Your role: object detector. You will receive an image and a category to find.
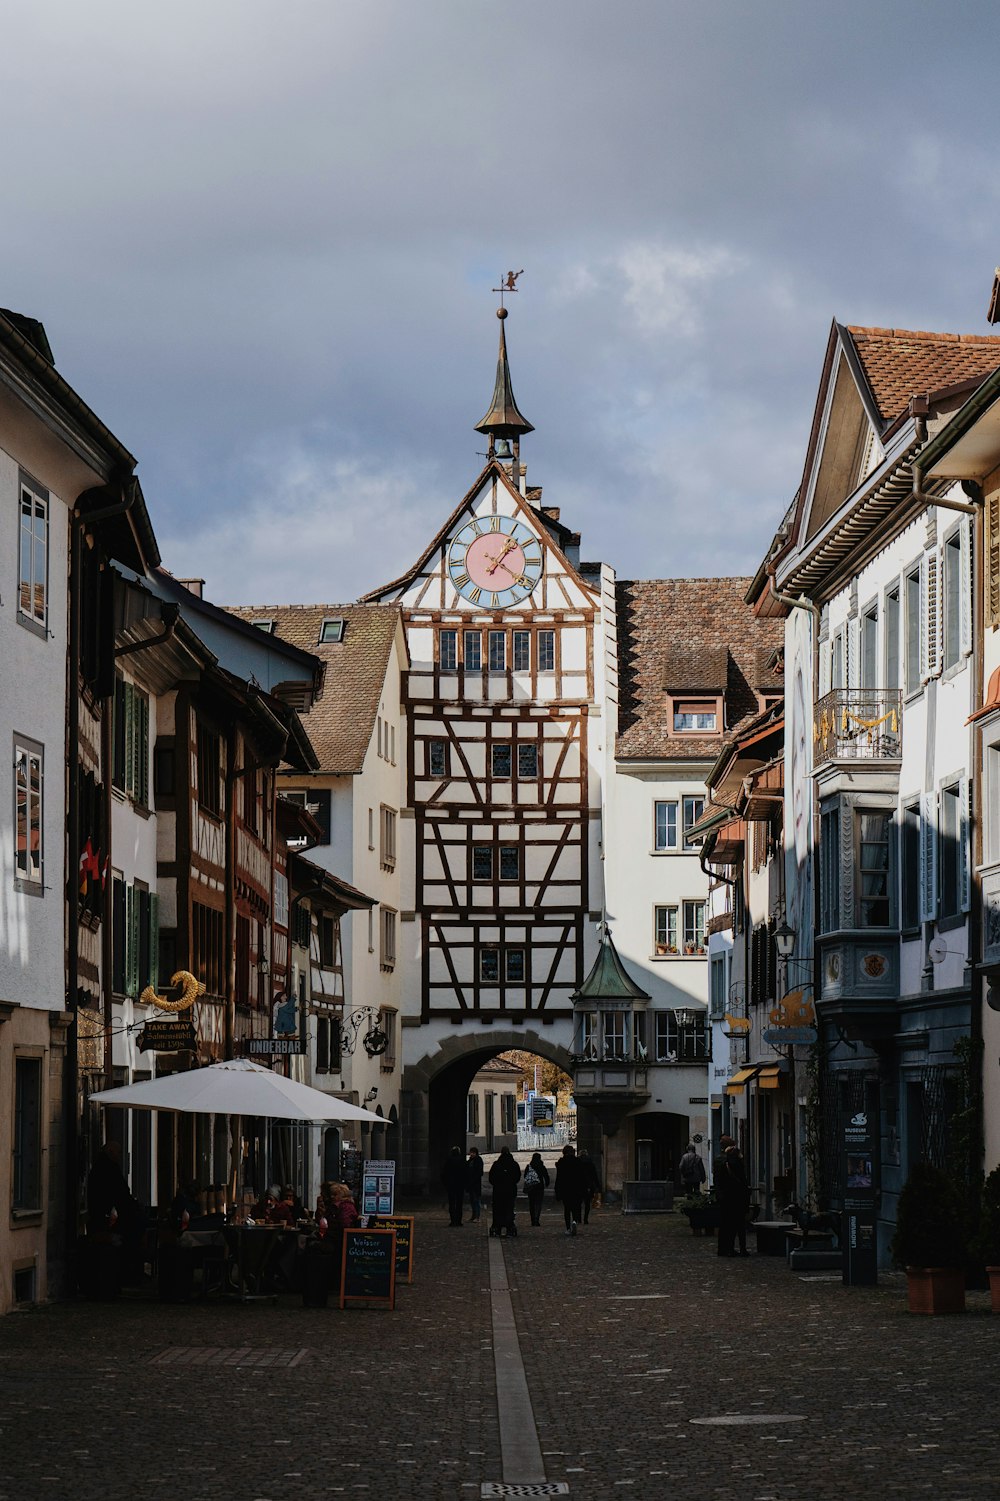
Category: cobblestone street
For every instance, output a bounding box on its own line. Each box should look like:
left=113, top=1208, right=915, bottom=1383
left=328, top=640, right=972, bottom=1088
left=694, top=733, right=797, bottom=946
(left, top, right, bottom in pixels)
left=1, top=1206, right=997, bottom=1501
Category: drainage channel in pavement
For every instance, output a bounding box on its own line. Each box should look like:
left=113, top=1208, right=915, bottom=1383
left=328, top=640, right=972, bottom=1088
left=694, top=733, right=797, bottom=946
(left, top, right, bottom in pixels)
left=481, top=1486, right=570, bottom=1497
left=149, top=1347, right=310, bottom=1367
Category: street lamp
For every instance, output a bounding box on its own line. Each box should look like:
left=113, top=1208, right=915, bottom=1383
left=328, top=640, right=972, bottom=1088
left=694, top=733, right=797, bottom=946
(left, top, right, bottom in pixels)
left=674, top=1007, right=700, bottom=1030
left=774, top=919, right=796, bottom=960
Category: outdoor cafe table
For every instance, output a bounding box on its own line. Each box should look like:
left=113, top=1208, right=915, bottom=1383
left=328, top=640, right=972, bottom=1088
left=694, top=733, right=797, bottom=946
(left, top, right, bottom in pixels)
left=222, top=1224, right=306, bottom=1300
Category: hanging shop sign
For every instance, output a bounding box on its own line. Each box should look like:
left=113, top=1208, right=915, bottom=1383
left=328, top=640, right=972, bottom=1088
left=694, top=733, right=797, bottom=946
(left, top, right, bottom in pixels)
left=244, top=1037, right=307, bottom=1056
left=140, top=970, right=204, bottom=1012
left=340, top=1227, right=397, bottom=1310
left=362, top=1159, right=396, bottom=1217
left=762, top=1025, right=818, bottom=1047
left=137, top=1018, right=197, bottom=1053
left=371, top=1214, right=414, bottom=1284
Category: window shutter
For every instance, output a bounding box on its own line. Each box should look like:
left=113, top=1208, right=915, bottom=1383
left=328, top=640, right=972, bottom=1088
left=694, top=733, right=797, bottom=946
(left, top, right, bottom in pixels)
left=138, top=695, right=149, bottom=806
left=920, top=791, right=938, bottom=923
left=846, top=619, right=858, bottom=690
left=960, top=519, right=973, bottom=658
left=149, top=893, right=159, bottom=992
left=126, top=884, right=138, bottom=995
left=819, top=638, right=831, bottom=697
left=923, top=552, right=941, bottom=679
left=959, top=777, right=970, bottom=914
left=988, top=492, right=1000, bottom=629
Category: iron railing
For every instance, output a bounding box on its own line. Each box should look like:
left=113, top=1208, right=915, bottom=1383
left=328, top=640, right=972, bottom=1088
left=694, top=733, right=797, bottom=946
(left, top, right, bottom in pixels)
left=814, top=688, right=902, bottom=767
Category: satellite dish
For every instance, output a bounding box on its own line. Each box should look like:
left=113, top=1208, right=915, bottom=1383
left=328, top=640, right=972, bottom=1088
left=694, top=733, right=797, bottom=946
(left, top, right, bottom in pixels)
left=928, top=937, right=948, bottom=965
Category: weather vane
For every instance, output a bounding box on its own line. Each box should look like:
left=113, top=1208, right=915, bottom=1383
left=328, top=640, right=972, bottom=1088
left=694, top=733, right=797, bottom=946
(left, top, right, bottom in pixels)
left=493, top=269, right=524, bottom=309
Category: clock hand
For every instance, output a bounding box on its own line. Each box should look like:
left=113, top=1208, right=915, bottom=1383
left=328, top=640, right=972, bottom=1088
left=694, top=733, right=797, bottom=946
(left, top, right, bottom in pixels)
left=484, top=538, right=518, bottom=574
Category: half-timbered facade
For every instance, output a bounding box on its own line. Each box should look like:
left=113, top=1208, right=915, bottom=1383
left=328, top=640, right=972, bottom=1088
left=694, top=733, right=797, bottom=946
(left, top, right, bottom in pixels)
left=362, top=312, right=607, bottom=1185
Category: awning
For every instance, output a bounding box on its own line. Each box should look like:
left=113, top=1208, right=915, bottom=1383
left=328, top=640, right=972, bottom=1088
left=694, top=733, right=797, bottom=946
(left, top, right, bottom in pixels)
left=755, top=1064, right=787, bottom=1090
left=725, top=1065, right=761, bottom=1095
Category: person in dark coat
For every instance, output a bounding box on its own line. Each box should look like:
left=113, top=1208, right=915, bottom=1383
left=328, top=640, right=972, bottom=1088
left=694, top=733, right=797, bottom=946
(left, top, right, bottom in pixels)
left=714, top=1136, right=751, bottom=1256
left=488, top=1147, right=521, bottom=1237
left=579, top=1150, right=601, bottom=1223
left=554, top=1144, right=586, bottom=1235
left=523, top=1152, right=550, bottom=1226
left=442, top=1146, right=466, bottom=1226
left=87, top=1140, right=144, bottom=1280
left=464, top=1146, right=485, bottom=1223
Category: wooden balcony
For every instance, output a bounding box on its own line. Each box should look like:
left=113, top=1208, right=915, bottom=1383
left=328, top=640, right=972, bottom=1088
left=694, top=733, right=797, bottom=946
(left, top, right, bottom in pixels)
left=814, top=689, right=902, bottom=768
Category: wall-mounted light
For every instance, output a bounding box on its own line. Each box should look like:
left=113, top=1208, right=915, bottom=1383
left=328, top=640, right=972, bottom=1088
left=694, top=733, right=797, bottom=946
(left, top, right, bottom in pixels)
left=364, top=1087, right=378, bottom=1105
left=774, top=920, right=796, bottom=960
left=259, top=956, right=270, bottom=977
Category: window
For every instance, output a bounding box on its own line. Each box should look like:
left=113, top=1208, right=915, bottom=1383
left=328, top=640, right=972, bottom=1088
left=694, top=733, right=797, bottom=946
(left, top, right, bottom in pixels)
left=602, top=1011, right=627, bottom=1058
left=578, top=1012, right=596, bottom=1058
left=943, top=529, right=963, bottom=670
left=901, top=801, right=920, bottom=929
left=273, top=871, right=289, bottom=929
left=537, top=630, right=555, bottom=673
left=378, top=1007, right=397, bottom=1068
left=505, top=947, right=526, bottom=983
left=683, top=900, right=706, bottom=954
left=861, top=604, right=878, bottom=688
left=283, top=787, right=332, bottom=845
left=113, top=678, right=150, bottom=806
left=517, top=744, right=538, bottom=778
left=885, top=585, right=900, bottom=691
left=380, top=907, right=397, bottom=969
left=319, top=914, right=336, bottom=968
left=819, top=806, right=840, bottom=933
left=513, top=631, right=531, bottom=671
left=377, top=717, right=383, bottom=758
left=710, top=954, right=728, bottom=1019
left=939, top=781, right=966, bottom=920
left=654, top=1011, right=674, bottom=1061
left=428, top=740, right=448, bottom=777
left=491, top=744, right=512, bottom=779
left=316, top=1015, right=341, bottom=1074
left=251, top=619, right=275, bottom=634
left=13, top=738, right=43, bottom=890
left=319, top=618, right=345, bottom=644
left=390, top=725, right=396, bottom=765
left=473, top=846, right=493, bottom=881
left=499, top=846, right=520, bottom=881
left=12, top=1057, right=42, bottom=1212
left=831, top=630, right=845, bottom=690
left=672, top=699, right=717, bottom=732
left=501, top=1094, right=517, bottom=1133
left=683, top=796, right=705, bottom=847
left=480, top=946, right=500, bottom=983
left=857, top=810, right=891, bottom=927
left=654, top=800, right=678, bottom=851
left=368, top=909, right=375, bottom=953
left=464, top=630, right=482, bottom=671
left=380, top=805, right=397, bottom=870
left=468, top=1094, right=480, bottom=1132
left=440, top=630, right=458, bottom=672
left=368, top=808, right=374, bottom=850
left=192, top=901, right=225, bottom=998
left=196, top=723, right=222, bottom=816
left=654, top=905, right=678, bottom=954
left=488, top=631, right=506, bottom=672
left=18, top=481, right=48, bottom=628
left=905, top=566, right=921, bottom=695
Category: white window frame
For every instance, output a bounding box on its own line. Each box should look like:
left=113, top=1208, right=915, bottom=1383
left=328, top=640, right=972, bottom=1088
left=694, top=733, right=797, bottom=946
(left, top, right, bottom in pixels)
left=18, top=479, right=48, bottom=632
left=653, top=904, right=678, bottom=955
left=13, top=736, right=43, bottom=893
left=653, top=800, right=678, bottom=852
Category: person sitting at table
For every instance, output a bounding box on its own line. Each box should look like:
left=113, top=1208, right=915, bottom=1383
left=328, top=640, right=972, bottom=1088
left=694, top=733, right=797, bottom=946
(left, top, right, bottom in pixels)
left=270, top=1186, right=298, bottom=1226
left=251, top=1186, right=279, bottom=1222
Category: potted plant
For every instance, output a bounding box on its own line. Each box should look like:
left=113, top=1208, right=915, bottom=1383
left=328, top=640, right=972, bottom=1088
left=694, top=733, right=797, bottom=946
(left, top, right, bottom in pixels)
left=890, top=1162, right=967, bottom=1314
left=974, top=1166, right=1000, bottom=1312
left=679, top=1192, right=719, bottom=1234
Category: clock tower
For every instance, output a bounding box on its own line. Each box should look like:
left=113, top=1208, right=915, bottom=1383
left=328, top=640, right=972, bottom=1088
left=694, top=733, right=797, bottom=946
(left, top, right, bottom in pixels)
left=362, top=303, right=607, bottom=1188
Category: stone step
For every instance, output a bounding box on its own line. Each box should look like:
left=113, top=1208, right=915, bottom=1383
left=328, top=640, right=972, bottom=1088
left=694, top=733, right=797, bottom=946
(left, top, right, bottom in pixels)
left=789, top=1247, right=843, bottom=1271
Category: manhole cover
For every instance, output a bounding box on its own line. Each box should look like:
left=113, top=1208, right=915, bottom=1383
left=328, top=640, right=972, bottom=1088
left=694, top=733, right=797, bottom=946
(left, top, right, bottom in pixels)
left=690, top=1414, right=806, bottom=1426
left=481, top=1486, right=570, bottom=1497
left=150, top=1347, right=309, bottom=1368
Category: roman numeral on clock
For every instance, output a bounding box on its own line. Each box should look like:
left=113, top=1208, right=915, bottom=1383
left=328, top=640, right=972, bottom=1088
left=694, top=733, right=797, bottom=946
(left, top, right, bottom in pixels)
left=453, top=571, right=470, bottom=590
left=468, top=586, right=482, bottom=604
left=490, top=516, right=501, bottom=532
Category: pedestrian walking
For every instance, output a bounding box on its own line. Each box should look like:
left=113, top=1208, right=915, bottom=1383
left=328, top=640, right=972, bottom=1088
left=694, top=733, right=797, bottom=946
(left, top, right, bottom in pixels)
left=442, top=1146, right=466, bottom=1227
left=579, top=1149, right=601, bottom=1223
left=464, top=1146, right=485, bottom=1223
left=714, top=1136, right=751, bottom=1257
left=488, top=1147, right=521, bottom=1237
left=679, top=1142, right=707, bottom=1195
left=523, top=1152, right=550, bottom=1226
left=554, top=1143, right=585, bottom=1236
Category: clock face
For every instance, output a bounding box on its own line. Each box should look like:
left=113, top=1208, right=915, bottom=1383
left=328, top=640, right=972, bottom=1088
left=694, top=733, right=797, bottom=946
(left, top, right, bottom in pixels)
left=447, top=516, right=542, bottom=607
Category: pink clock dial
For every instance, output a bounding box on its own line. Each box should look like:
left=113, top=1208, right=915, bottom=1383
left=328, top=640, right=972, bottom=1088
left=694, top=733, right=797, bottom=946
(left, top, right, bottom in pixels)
left=465, top=532, right=527, bottom=589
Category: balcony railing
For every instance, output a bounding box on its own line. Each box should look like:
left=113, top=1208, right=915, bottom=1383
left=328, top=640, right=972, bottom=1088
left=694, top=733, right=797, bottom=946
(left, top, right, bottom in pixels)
left=813, top=688, right=902, bottom=768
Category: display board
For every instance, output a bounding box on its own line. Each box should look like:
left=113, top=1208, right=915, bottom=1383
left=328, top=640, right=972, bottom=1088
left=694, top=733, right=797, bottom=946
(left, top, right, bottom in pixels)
left=371, top=1214, right=414, bottom=1284
left=340, top=1227, right=396, bottom=1310
left=361, top=1158, right=396, bottom=1216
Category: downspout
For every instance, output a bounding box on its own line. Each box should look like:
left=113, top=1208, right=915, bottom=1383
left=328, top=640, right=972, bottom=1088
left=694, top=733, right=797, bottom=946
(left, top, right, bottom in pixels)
left=224, top=727, right=237, bottom=1062
left=965, top=479, right=986, bottom=1179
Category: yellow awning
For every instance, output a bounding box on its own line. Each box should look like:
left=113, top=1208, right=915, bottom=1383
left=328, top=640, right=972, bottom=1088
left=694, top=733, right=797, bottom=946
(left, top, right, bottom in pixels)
left=756, top=1064, right=785, bottom=1090
left=725, top=1065, right=761, bottom=1095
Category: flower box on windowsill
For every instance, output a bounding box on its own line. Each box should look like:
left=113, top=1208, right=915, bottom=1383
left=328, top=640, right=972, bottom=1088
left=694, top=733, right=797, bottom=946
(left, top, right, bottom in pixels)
left=684, top=944, right=707, bottom=956
left=654, top=944, right=679, bottom=957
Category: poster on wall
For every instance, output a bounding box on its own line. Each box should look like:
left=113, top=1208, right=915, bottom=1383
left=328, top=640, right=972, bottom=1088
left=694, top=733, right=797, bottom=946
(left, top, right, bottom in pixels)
left=362, top=1158, right=396, bottom=1217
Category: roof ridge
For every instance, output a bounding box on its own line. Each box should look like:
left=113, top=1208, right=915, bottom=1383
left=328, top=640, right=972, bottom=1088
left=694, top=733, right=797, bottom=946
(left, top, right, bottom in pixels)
left=847, top=324, right=1000, bottom=346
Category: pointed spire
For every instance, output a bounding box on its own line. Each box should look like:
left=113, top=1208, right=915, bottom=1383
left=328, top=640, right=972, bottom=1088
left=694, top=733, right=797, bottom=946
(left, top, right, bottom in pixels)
left=572, top=923, right=651, bottom=1003
left=475, top=307, right=534, bottom=439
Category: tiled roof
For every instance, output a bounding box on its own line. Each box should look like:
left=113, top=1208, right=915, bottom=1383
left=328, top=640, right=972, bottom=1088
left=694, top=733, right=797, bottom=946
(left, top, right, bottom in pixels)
left=225, top=604, right=402, bottom=775
left=616, top=578, right=784, bottom=761
left=846, top=325, right=1000, bottom=427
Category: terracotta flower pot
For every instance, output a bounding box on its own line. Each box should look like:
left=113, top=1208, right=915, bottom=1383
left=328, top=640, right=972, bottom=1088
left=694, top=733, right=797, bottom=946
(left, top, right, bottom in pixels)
left=986, top=1266, right=1000, bottom=1313
left=905, top=1266, right=966, bottom=1315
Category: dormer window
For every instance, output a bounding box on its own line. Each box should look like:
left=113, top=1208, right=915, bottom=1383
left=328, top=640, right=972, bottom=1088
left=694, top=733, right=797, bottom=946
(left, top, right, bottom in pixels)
left=671, top=698, right=719, bottom=733
left=251, top=619, right=275, bottom=635
left=319, top=618, right=345, bottom=644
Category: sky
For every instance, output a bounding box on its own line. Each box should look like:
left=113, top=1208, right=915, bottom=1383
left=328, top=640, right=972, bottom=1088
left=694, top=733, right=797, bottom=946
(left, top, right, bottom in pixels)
left=4, top=1, right=1000, bottom=605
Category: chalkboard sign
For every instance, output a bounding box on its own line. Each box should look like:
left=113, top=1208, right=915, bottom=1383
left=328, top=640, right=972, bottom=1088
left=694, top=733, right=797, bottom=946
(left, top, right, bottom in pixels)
left=340, top=1227, right=396, bottom=1310
left=372, top=1214, right=414, bottom=1284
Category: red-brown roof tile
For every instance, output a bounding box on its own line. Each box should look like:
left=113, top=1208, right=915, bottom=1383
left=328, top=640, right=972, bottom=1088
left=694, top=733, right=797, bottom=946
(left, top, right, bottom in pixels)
left=847, top=325, right=1000, bottom=426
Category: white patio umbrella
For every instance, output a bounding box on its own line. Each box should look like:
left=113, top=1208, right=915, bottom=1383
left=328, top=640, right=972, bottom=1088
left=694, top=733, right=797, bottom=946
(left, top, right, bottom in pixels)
left=90, top=1058, right=383, bottom=1124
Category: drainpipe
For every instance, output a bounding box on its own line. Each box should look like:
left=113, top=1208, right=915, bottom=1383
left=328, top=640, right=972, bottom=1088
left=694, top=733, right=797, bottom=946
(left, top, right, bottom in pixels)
left=965, top=478, right=986, bottom=1179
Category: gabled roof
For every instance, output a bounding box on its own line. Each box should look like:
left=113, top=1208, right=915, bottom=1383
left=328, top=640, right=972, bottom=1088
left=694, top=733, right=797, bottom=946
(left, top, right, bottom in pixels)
left=615, top=578, right=784, bottom=761
left=572, top=926, right=650, bottom=1003
left=225, top=603, right=404, bottom=775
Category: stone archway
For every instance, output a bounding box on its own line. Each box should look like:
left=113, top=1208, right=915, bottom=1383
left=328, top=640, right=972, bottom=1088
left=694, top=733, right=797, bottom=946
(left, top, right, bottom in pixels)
left=400, top=1029, right=575, bottom=1193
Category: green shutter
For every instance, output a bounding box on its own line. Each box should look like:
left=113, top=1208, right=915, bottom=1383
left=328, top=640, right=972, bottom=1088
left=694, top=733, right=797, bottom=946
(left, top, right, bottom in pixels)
left=124, top=683, right=136, bottom=798
left=137, top=694, right=149, bottom=807
left=125, top=884, right=136, bottom=995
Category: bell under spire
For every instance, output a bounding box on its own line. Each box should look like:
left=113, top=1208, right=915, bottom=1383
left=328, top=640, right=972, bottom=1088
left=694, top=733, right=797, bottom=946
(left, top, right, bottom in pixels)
left=475, top=306, right=534, bottom=443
